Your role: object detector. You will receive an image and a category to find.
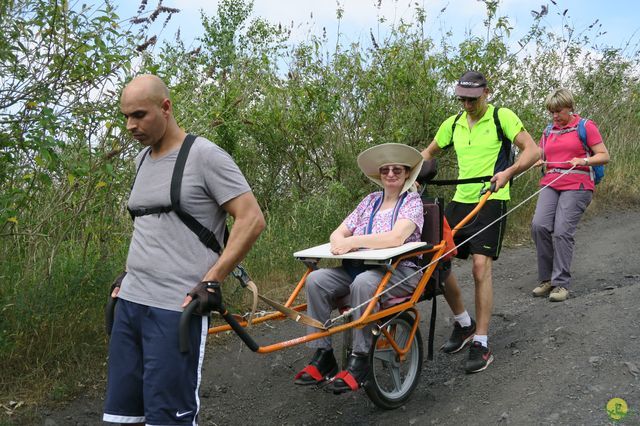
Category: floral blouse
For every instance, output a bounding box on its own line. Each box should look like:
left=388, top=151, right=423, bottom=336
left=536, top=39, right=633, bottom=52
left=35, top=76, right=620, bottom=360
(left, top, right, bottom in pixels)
left=343, top=191, right=424, bottom=268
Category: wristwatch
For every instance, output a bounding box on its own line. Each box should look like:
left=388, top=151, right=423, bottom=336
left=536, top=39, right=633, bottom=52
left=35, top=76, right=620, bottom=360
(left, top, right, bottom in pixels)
left=204, top=281, right=220, bottom=292
left=583, top=158, right=589, bottom=166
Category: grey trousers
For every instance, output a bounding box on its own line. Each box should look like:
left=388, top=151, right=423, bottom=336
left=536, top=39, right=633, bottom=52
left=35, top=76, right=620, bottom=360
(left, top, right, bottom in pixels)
left=305, top=265, right=421, bottom=354
left=531, top=187, right=592, bottom=288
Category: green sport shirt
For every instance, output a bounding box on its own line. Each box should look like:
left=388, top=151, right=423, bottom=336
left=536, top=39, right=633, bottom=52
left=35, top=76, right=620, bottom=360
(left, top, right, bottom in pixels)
left=434, top=104, right=526, bottom=203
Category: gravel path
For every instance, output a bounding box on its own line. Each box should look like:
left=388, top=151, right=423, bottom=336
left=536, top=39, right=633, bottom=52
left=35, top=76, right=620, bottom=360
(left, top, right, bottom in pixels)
left=38, top=208, right=640, bottom=425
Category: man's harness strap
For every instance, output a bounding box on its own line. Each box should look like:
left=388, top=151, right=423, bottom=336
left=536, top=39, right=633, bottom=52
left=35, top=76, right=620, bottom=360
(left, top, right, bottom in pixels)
left=126, top=135, right=260, bottom=325
left=127, top=134, right=226, bottom=254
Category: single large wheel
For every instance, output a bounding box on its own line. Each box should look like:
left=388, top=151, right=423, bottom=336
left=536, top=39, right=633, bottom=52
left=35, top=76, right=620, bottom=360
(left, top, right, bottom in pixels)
left=364, top=312, right=423, bottom=409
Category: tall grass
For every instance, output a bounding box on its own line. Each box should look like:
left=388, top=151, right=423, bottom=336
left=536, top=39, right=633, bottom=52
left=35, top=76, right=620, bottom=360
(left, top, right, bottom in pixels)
left=1, top=238, right=127, bottom=401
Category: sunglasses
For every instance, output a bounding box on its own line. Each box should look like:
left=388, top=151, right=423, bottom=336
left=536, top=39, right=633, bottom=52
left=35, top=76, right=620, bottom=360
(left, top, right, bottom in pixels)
left=456, top=96, right=480, bottom=103
left=379, top=166, right=406, bottom=176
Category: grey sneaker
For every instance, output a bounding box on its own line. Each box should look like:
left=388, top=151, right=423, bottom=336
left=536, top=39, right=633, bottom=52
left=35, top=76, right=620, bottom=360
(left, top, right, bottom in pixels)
left=532, top=281, right=553, bottom=297
left=464, top=341, right=494, bottom=374
left=549, top=286, right=569, bottom=302
left=441, top=319, right=476, bottom=353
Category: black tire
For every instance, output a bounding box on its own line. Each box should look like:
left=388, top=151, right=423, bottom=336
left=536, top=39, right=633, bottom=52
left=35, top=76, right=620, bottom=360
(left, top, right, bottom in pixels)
left=364, top=312, right=423, bottom=409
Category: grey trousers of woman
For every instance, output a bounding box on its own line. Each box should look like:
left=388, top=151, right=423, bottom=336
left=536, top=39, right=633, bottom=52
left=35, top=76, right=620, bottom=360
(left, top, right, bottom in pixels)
left=531, top=187, right=593, bottom=289
left=305, top=265, right=421, bottom=354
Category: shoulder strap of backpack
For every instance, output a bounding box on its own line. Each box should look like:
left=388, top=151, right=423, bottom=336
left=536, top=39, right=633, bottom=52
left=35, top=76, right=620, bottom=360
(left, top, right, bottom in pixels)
left=577, top=118, right=598, bottom=182
left=444, top=111, right=464, bottom=150
left=493, top=106, right=512, bottom=155
left=493, top=107, right=507, bottom=144
left=492, top=107, right=515, bottom=182
left=171, top=134, right=225, bottom=254
left=577, top=118, right=590, bottom=154
left=540, top=123, right=553, bottom=175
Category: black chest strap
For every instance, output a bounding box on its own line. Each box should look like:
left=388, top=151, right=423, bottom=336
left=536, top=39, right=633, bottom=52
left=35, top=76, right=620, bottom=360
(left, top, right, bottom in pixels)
left=128, top=134, right=225, bottom=254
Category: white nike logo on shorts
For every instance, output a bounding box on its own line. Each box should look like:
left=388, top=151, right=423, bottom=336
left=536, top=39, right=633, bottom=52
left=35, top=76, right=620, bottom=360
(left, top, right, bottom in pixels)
left=176, top=410, right=193, bottom=418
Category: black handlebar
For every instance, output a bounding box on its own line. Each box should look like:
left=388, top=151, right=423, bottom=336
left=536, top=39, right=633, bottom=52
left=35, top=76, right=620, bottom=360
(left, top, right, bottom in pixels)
left=179, top=298, right=199, bottom=353
left=218, top=307, right=260, bottom=352
left=179, top=283, right=260, bottom=353
left=105, top=296, right=117, bottom=335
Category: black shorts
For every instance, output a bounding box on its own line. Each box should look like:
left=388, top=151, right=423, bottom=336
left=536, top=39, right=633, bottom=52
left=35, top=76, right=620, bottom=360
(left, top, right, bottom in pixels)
left=445, top=200, right=507, bottom=260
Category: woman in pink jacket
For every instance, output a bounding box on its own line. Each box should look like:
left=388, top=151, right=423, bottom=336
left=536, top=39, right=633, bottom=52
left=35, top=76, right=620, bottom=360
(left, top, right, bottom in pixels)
left=531, top=88, right=610, bottom=302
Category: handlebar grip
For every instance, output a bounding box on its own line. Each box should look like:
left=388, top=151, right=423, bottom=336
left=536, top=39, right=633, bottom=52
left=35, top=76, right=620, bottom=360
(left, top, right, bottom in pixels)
left=179, top=285, right=261, bottom=353
left=179, top=300, right=199, bottom=353
left=105, top=296, right=118, bottom=336
left=480, top=181, right=497, bottom=195
left=220, top=310, right=260, bottom=352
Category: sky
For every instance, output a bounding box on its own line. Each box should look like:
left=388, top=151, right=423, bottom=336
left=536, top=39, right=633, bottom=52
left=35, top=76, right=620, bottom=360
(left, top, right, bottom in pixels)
left=105, top=0, right=640, bottom=58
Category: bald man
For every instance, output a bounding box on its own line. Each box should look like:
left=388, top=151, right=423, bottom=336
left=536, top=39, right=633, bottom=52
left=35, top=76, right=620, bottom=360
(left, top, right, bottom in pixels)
left=104, top=75, right=265, bottom=425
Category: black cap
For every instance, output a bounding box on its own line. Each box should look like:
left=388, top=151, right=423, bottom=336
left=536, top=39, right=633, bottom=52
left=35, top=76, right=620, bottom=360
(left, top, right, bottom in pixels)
left=455, top=71, right=487, bottom=97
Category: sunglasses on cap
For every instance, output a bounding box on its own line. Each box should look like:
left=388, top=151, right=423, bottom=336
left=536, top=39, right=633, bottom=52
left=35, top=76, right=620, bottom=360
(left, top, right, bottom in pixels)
left=379, top=166, right=407, bottom=176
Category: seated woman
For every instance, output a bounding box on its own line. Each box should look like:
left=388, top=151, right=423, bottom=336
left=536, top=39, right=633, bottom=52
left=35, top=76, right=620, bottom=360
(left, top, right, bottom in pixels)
left=294, top=143, right=424, bottom=393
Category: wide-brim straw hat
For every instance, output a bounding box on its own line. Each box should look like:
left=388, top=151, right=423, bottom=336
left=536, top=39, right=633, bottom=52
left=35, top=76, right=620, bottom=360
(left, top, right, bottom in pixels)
left=357, top=143, right=424, bottom=194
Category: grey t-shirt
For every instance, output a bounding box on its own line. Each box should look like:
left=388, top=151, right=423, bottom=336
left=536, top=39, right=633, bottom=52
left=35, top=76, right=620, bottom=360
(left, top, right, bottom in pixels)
left=118, top=136, right=251, bottom=312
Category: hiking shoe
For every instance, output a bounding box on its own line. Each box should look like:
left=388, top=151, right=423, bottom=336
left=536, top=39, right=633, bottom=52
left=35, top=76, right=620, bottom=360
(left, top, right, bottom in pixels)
left=441, top=319, right=476, bottom=354
left=465, top=341, right=494, bottom=374
left=294, top=348, right=338, bottom=385
left=532, top=281, right=553, bottom=297
left=549, top=286, right=569, bottom=302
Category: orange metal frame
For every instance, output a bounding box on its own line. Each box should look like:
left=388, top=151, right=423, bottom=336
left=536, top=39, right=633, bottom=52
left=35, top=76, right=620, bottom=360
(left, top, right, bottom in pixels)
left=209, top=190, right=492, bottom=357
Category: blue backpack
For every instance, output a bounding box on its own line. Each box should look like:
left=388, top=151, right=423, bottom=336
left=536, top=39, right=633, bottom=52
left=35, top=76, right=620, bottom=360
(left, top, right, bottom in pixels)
left=543, top=118, right=604, bottom=184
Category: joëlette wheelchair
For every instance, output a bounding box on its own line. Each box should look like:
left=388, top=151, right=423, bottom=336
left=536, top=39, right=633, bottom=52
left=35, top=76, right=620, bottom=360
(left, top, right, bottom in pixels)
left=179, top=159, right=495, bottom=409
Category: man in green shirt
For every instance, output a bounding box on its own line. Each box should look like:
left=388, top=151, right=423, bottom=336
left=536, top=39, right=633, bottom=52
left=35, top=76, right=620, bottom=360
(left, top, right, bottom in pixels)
left=421, top=71, right=539, bottom=373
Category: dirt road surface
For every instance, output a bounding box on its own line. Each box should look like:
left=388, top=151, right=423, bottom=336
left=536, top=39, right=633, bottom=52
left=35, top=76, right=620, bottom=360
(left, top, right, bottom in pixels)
left=38, top=208, right=640, bottom=425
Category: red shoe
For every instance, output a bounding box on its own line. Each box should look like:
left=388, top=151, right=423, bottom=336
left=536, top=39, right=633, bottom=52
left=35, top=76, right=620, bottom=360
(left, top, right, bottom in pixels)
left=294, top=348, right=338, bottom=385
left=327, top=353, right=370, bottom=394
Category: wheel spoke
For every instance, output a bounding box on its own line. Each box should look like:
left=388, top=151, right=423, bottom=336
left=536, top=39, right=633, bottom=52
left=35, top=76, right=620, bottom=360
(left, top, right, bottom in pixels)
left=390, top=365, right=403, bottom=391
left=373, top=347, right=396, bottom=363
left=395, top=327, right=408, bottom=347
